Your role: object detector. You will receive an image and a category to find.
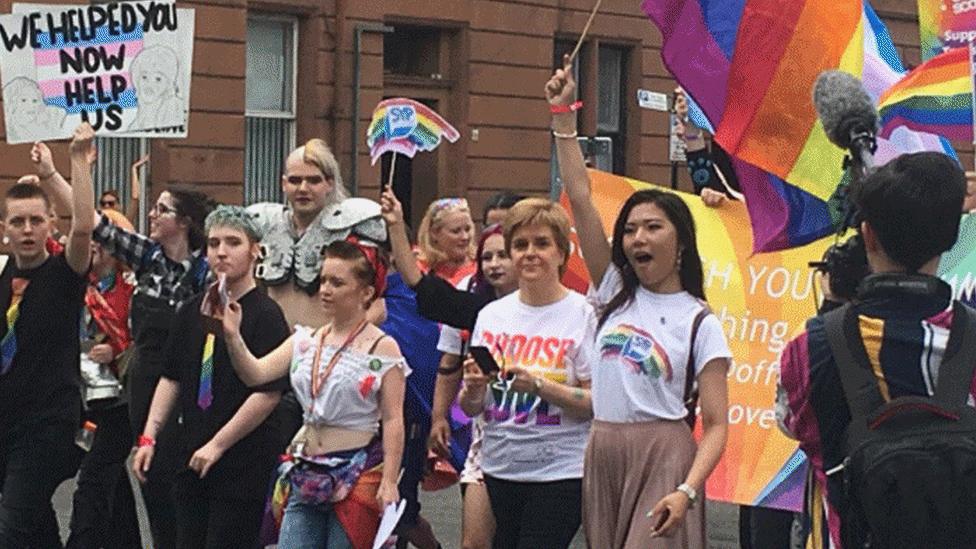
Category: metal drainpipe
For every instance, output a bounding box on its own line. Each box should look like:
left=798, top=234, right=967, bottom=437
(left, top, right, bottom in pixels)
left=351, top=23, right=393, bottom=195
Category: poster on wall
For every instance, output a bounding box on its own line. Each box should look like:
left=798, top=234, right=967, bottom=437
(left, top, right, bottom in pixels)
left=0, top=0, right=194, bottom=143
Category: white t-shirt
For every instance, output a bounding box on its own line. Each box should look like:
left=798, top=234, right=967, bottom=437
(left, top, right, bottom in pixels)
left=469, top=290, right=594, bottom=482
left=588, top=267, right=731, bottom=423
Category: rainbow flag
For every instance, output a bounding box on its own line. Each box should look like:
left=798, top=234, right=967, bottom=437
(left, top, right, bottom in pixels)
left=644, top=0, right=956, bottom=253
left=877, top=46, right=974, bottom=143
left=918, top=0, right=976, bottom=61
left=366, top=98, right=460, bottom=165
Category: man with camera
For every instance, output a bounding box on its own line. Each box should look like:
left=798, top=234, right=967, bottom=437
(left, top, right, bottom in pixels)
left=776, top=151, right=976, bottom=549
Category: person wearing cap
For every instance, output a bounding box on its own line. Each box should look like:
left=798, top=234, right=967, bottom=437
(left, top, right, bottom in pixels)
left=66, top=208, right=141, bottom=549
left=222, top=238, right=407, bottom=548
left=132, top=206, right=290, bottom=548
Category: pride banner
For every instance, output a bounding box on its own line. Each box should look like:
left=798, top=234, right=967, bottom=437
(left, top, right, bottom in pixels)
left=567, top=170, right=976, bottom=510
left=563, top=170, right=831, bottom=510
left=919, top=0, right=976, bottom=61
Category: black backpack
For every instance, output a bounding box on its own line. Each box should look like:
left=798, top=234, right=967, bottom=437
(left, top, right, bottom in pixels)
left=824, top=302, right=976, bottom=549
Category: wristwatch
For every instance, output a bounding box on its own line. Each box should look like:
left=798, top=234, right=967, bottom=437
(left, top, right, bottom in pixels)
left=676, top=483, right=697, bottom=506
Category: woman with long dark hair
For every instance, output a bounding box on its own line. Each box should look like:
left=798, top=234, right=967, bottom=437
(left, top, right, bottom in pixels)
left=549, top=56, right=731, bottom=548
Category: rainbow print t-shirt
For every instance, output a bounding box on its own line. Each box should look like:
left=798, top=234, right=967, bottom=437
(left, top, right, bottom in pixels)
left=588, top=267, right=731, bottom=423
left=469, top=290, right=594, bottom=482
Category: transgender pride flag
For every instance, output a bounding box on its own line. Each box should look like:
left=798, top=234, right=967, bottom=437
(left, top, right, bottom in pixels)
left=35, top=25, right=142, bottom=114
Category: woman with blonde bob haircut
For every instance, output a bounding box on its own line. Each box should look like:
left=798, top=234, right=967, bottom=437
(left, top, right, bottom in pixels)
left=416, top=198, right=476, bottom=284
left=459, top=197, right=596, bottom=549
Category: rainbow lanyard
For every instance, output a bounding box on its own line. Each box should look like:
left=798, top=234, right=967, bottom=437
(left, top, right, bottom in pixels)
left=0, top=278, right=30, bottom=376
left=198, top=333, right=216, bottom=410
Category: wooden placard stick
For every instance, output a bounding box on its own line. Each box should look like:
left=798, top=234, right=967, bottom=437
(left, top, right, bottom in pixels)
left=568, top=0, right=605, bottom=64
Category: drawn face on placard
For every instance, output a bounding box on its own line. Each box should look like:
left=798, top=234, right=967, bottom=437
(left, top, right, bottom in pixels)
left=4, top=78, right=44, bottom=124
left=130, top=47, right=179, bottom=104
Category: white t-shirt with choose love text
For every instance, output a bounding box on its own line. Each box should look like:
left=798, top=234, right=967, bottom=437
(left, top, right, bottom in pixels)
left=469, top=290, right=594, bottom=482
left=588, top=266, right=731, bottom=423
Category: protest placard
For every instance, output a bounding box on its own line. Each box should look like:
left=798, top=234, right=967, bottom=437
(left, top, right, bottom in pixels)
left=919, top=0, right=976, bottom=60
left=0, top=0, right=194, bottom=143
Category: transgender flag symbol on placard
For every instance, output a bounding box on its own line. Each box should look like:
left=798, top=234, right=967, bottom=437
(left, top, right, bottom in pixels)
left=35, top=25, right=143, bottom=114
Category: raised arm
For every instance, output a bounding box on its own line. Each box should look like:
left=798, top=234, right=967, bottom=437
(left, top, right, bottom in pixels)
left=547, top=54, right=611, bottom=284
left=31, top=141, right=72, bottom=217
left=221, top=300, right=293, bottom=386
left=380, top=188, right=423, bottom=287
left=65, top=125, right=97, bottom=275
left=127, top=155, right=149, bottom=223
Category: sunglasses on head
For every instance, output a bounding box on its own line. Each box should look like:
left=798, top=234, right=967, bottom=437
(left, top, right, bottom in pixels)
left=431, top=197, right=468, bottom=214
left=284, top=175, right=329, bottom=185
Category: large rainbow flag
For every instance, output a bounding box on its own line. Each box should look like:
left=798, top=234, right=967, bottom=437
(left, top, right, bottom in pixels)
left=644, top=0, right=956, bottom=253
left=878, top=46, right=973, bottom=143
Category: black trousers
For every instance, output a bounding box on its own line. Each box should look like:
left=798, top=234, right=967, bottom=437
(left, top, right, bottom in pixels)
left=66, top=404, right=142, bottom=549
left=129, top=361, right=183, bottom=549
left=484, top=475, right=582, bottom=549
left=172, top=470, right=265, bottom=549
left=0, top=416, right=79, bottom=548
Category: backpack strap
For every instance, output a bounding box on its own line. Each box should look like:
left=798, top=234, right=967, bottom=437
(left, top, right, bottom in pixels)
left=934, top=302, right=976, bottom=408
left=823, top=303, right=887, bottom=426
left=683, top=305, right=711, bottom=407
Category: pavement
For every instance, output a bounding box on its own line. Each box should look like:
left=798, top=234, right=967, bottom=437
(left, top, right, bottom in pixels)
left=52, top=471, right=741, bottom=548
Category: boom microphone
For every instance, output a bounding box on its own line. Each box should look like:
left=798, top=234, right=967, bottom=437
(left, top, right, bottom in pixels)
left=812, top=70, right=878, bottom=178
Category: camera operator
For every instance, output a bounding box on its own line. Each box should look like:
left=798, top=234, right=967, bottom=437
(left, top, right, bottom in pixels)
left=775, top=151, right=970, bottom=548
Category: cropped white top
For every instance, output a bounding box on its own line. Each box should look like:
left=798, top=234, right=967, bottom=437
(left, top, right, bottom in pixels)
left=290, top=325, right=411, bottom=432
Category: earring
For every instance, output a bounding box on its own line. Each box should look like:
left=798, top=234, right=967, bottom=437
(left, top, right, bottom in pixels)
left=2, top=236, right=9, bottom=245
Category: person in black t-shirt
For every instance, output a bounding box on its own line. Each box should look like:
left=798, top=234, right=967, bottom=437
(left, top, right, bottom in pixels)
left=0, top=124, right=96, bottom=546
left=132, top=206, right=290, bottom=548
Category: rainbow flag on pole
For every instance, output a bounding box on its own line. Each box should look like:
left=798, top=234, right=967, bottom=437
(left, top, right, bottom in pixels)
left=877, top=46, right=974, bottom=143
left=644, top=0, right=957, bottom=253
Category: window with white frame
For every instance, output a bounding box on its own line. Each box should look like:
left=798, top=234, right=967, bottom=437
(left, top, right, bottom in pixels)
left=244, top=15, right=297, bottom=204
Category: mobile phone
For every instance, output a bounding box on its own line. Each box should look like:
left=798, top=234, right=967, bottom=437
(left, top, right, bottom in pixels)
left=469, top=346, right=500, bottom=376
left=654, top=508, right=670, bottom=532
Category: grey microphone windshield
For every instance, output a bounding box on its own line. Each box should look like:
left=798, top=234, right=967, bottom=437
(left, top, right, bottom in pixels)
left=812, top=70, right=878, bottom=150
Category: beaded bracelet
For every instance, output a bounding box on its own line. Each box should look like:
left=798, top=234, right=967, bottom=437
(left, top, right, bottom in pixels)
left=137, top=435, right=156, bottom=448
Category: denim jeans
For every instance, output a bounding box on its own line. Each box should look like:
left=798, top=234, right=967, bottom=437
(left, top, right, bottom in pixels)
left=277, top=489, right=354, bottom=549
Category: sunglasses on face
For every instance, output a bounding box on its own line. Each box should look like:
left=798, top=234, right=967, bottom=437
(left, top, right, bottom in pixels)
left=100, top=200, right=117, bottom=208
left=284, top=174, right=329, bottom=186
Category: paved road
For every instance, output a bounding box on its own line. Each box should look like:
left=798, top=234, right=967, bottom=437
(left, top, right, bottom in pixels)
left=53, top=471, right=741, bottom=548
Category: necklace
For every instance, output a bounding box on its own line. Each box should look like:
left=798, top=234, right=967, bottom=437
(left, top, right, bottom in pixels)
left=310, top=319, right=368, bottom=398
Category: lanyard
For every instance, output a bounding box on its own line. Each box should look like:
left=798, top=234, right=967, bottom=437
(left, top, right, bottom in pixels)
left=310, top=319, right=368, bottom=398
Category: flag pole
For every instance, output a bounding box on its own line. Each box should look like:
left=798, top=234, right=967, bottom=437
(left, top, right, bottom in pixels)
left=568, top=0, right=604, bottom=64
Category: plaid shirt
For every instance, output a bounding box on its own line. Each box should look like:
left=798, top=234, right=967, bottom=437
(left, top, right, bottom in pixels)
left=92, top=214, right=208, bottom=308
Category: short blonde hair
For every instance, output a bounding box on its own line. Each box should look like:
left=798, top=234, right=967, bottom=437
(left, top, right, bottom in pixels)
left=417, top=198, right=476, bottom=269
left=294, top=139, right=349, bottom=203
left=503, top=198, right=572, bottom=275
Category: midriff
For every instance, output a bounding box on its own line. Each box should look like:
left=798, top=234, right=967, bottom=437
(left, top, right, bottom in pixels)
left=268, top=283, right=331, bottom=330
left=302, top=423, right=375, bottom=456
